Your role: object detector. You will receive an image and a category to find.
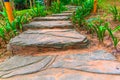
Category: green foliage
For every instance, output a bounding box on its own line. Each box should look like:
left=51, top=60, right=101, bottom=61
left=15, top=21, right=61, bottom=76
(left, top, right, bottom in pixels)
left=61, top=0, right=70, bottom=5
left=87, top=17, right=107, bottom=43
left=86, top=17, right=119, bottom=48
left=14, top=0, right=27, bottom=10
left=14, top=0, right=25, bottom=5
left=109, top=5, right=118, bottom=21
left=72, top=6, right=85, bottom=26
left=0, top=16, right=17, bottom=43
left=0, top=8, right=28, bottom=43
left=51, top=2, right=67, bottom=13
left=70, top=0, right=86, bottom=6
left=106, top=26, right=119, bottom=49
left=29, top=4, right=47, bottom=17
left=112, top=26, right=120, bottom=33
left=72, top=0, right=94, bottom=26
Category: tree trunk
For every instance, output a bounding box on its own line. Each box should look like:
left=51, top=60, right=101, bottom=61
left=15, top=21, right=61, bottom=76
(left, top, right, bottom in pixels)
left=33, top=0, right=35, bottom=7
left=46, top=0, right=52, bottom=7
left=93, top=0, right=97, bottom=14
left=0, top=0, right=4, bottom=9
left=10, top=0, right=15, bottom=10
left=30, top=0, right=32, bottom=8
left=57, top=0, right=60, bottom=4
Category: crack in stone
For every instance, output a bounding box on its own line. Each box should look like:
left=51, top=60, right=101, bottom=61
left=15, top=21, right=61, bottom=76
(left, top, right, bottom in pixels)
left=0, top=56, right=47, bottom=72
left=39, top=55, right=58, bottom=71
left=0, top=56, right=55, bottom=78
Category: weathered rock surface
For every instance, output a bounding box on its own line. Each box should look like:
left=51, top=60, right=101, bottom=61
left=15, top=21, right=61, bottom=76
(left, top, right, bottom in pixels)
left=23, top=21, right=73, bottom=30
left=0, top=50, right=120, bottom=80
left=33, top=16, right=69, bottom=21
left=50, top=50, right=120, bottom=74
left=7, top=29, right=88, bottom=54
left=52, top=13, right=72, bottom=16
left=63, top=11, right=74, bottom=13
left=0, top=56, right=47, bottom=71
left=51, top=51, right=120, bottom=75
left=2, top=68, right=120, bottom=80
left=66, top=6, right=77, bottom=10
left=0, top=56, right=56, bottom=78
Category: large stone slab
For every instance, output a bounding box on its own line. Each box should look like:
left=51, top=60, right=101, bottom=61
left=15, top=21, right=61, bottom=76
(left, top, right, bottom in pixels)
left=23, top=21, right=73, bottom=30
left=7, top=29, right=88, bottom=54
left=1, top=68, right=120, bottom=80
left=33, top=16, right=69, bottom=21
left=0, top=55, right=56, bottom=78
left=52, top=13, right=72, bottom=16
left=66, top=6, right=77, bottom=10
left=50, top=50, right=120, bottom=74
left=63, top=11, right=74, bottom=13
left=0, top=56, right=47, bottom=71
left=0, top=50, right=120, bottom=80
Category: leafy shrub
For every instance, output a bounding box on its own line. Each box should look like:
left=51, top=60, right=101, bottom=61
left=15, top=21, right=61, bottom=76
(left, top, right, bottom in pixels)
left=109, top=5, right=118, bottom=21
left=0, top=8, right=28, bottom=43
left=87, top=17, right=107, bottom=43
left=29, top=4, right=47, bottom=17
left=51, top=2, right=67, bottom=13
left=70, top=0, right=86, bottom=6
left=112, top=25, right=120, bottom=33
left=72, top=0, right=94, bottom=26
left=86, top=17, right=119, bottom=49
left=61, top=0, right=70, bottom=5
left=106, top=26, right=119, bottom=50
left=14, top=0, right=27, bottom=10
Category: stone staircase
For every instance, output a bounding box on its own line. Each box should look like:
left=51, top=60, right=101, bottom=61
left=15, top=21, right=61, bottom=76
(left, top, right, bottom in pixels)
left=7, top=6, right=88, bottom=55
left=0, top=6, right=120, bottom=80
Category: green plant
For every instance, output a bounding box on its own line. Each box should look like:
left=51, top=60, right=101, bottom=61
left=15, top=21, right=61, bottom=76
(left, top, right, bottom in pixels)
left=109, top=5, right=118, bottom=21
left=112, top=25, right=120, bottom=33
left=0, top=27, right=6, bottom=42
left=87, top=16, right=120, bottom=50
left=61, top=0, right=70, bottom=5
left=87, top=17, right=107, bottom=43
left=106, top=26, right=119, bottom=50
left=29, top=4, right=47, bottom=17
left=14, top=0, right=27, bottom=10
left=72, top=0, right=94, bottom=26
left=51, top=2, right=67, bottom=13
left=70, top=0, right=86, bottom=6
left=0, top=8, right=26, bottom=43
left=72, top=6, right=85, bottom=26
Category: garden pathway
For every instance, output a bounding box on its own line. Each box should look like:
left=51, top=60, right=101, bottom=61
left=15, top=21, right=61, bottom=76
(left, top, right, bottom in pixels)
left=0, top=6, right=120, bottom=80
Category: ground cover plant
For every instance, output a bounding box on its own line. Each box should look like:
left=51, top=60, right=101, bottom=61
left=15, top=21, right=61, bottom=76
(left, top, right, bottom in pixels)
left=109, top=5, right=119, bottom=21
left=70, top=0, right=86, bottom=6
left=29, top=4, right=47, bottom=17
left=51, top=1, right=67, bottom=13
left=72, top=0, right=94, bottom=26
left=71, top=0, right=120, bottom=54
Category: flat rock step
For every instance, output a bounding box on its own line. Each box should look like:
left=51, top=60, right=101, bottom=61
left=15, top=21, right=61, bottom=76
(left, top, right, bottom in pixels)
left=0, top=50, right=120, bottom=80
left=66, top=6, right=77, bottom=8
left=52, top=13, right=72, bottom=16
left=32, top=16, right=69, bottom=21
left=66, top=6, right=77, bottom=10
left=7, top=29, right=88, bottom=55
left=4, top=68, right=120, bottom=80
left=63, top=10, right=74, bottom=13
left=23, top=21, right=73, bottom=30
